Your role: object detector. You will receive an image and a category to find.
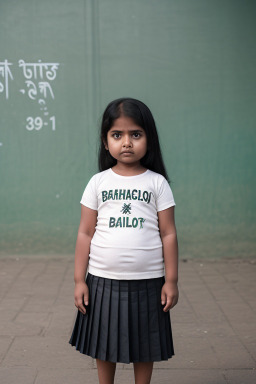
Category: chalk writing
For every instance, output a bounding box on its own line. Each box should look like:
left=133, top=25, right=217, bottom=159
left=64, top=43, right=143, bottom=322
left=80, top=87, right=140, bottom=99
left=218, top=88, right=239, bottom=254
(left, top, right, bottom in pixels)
left=0, top=59, right=59, bottom=100
left=18, top=59, right=59, bottom=100
left=21, top=80, right=55, bottom=100
left=0, top=60, right=14, bottom=99
left=0, top=59, right=60, bottom=136
left=18, top=59, right=59, bottom=80
left=26, top=116, right=55, bottom=131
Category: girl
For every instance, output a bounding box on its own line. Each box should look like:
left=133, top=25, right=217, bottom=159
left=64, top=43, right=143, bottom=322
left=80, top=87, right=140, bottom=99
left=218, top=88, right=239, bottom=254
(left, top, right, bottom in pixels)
left=69, top=97, right=179, bottom=384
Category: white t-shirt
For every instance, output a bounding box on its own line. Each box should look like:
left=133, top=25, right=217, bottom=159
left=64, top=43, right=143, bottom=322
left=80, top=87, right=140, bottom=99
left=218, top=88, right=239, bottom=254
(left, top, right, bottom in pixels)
left=80, top=168, right=176, bottom=280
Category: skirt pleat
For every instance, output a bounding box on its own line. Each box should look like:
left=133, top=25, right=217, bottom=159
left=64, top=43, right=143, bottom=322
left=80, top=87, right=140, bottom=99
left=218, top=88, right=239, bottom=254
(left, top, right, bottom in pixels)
left=96, top=277, right=111, bottom=361
left=76, top=309, right=84, bottom=350
left=157, top=279, right=168, bottom=359
left=147, top=279, right=162, bottom=360
left=89, top=276, right=104, bottom=357
left=165, top=303, right=174, bottom=357
left=85, top=274, right=98, bottom=355
left=138, top=281, right=150, bottom=361
left=129, top=288, right=140, bottom=362
left=79, top=311, right=87, bottom=354
left=107, top=279, right=119, bottom=362
left=69, top=273, right=175, bottom=364
left=118, top=281, right=130, bottom=363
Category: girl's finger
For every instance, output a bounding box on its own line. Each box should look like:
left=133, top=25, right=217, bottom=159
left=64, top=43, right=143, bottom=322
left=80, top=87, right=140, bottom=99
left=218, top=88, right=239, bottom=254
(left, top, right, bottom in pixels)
left=84, top=294, right=89, bottom=306
left=78, top=301, right=86, bottom=314
left=163, top=298, right=172, bottom=312
left=161, top=291, right=166, bottom=305
left=76, top=298, right=86, bottom=313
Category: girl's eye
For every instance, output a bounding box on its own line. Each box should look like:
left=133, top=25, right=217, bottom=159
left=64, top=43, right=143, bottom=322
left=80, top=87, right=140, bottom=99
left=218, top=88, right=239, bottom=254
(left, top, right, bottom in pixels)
left=111, top=132, right=141, bottom=139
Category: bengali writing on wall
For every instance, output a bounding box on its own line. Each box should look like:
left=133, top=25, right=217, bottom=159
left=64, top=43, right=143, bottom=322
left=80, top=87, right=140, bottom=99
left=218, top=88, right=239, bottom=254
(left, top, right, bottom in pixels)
left=0, top=59, right=60, bottom=133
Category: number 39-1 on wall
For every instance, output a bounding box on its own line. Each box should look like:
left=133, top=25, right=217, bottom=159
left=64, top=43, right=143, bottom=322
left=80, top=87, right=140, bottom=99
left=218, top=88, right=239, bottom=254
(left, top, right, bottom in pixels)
left=26, top=116, right=56, bottom=131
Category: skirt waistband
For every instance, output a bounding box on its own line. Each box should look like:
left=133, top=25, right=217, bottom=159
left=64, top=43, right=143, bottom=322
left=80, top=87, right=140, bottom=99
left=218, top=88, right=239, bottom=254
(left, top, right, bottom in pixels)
left=87, top=272, right=165, bottom=292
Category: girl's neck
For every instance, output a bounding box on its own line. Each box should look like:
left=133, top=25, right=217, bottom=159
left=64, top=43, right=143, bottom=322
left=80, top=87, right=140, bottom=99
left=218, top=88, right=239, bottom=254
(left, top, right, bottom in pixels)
left=111, top=164, right=148, bottom=177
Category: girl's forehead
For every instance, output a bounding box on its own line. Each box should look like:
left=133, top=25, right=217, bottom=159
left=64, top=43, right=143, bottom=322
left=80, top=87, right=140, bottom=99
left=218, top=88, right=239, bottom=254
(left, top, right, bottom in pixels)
left=109, top=116, right=144, bottom=131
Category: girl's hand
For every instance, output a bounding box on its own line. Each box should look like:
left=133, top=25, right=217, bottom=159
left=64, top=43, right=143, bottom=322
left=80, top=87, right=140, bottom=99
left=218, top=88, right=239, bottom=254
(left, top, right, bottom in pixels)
left=74, top=281, right=89, bottom=315
left=161, top=281, right=179, bottom=312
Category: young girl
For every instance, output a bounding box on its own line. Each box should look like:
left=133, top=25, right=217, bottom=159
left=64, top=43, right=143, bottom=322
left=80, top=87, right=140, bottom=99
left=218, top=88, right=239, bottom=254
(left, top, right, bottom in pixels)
left=69, top=97, right=179, bottom=384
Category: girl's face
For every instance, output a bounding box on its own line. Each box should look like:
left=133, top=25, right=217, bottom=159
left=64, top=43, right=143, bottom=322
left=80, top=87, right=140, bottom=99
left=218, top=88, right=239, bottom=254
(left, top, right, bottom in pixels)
left=104, top=116, right=147, bottom=167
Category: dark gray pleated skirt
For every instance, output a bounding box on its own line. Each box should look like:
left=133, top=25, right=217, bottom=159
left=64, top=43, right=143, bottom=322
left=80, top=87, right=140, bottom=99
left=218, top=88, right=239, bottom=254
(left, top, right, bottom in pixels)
left=69, top=273, right=174, bottom=364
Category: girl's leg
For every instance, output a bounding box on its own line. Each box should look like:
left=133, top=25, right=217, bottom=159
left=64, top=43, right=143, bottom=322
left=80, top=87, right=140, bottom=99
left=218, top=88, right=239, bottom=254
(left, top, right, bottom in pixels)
left=96, top=359, right=116, bottom=384
left=133, top=361, right=154, bottom=384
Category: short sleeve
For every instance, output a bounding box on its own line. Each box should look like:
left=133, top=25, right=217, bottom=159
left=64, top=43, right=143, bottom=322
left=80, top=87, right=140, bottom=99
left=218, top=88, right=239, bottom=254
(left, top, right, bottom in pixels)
left=80, top=175, right=98, bottom=210
left=156, top=177, right=176, bottom=212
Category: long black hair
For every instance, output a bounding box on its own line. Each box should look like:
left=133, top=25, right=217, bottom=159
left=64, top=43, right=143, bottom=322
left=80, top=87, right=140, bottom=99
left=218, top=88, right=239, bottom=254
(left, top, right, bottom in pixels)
left=98, top=97, right=171, bottom=183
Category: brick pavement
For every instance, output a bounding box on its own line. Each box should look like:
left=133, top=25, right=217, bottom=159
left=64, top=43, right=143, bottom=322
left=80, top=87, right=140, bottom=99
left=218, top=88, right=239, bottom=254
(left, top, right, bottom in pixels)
left=0, top=255, right=255, bottom=384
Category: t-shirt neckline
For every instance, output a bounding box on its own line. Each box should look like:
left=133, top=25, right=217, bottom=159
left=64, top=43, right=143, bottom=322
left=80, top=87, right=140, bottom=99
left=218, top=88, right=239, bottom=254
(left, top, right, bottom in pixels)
left=110, top=168, right=149, bottom=179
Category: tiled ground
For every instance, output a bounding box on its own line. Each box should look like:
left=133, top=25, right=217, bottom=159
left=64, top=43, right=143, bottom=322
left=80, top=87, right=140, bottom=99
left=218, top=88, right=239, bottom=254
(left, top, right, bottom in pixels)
left=0, top=255, right=255, bottom=383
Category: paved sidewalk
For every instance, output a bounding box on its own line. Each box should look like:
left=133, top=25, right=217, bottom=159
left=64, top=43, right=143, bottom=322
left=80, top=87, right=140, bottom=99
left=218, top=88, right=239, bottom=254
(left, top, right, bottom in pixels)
left=0, top=255, right=255, bottom=384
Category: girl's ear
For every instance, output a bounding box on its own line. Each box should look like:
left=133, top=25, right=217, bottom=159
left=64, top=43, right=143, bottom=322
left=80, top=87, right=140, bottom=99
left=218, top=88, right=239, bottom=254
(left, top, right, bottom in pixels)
left=103, top=140, right=108, bottom=151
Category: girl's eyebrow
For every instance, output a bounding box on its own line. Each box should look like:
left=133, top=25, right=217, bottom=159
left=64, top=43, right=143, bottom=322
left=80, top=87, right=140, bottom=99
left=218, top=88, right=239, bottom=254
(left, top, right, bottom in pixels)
left=110, top=129, right=144, bottom=133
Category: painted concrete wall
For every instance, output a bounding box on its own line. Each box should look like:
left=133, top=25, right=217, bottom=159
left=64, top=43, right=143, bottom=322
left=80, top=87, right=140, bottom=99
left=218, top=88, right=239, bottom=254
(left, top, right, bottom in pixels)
left=0, top=0, right=255, bottom=258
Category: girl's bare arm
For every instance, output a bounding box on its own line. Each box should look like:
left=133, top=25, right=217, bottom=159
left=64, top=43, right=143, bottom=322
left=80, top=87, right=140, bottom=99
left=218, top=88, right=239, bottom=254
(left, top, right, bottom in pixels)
left=74, top=205, right=97, bottom=313
left=158, top=206, right=179, bottom=311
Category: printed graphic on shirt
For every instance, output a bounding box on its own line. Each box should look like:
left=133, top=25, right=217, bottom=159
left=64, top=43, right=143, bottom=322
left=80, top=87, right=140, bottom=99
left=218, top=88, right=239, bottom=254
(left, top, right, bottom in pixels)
left=109, top=216, right=146, bottom=229
left=101, top=189, right=151, bottom=229
left=102, top=189, right=152, bottom=204
left=120, top=203, right=131, bottom=214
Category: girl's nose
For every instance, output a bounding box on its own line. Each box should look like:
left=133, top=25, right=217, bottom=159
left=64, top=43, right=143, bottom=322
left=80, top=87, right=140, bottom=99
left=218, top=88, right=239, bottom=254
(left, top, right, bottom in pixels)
left=122, top=135, right=132, bottom=147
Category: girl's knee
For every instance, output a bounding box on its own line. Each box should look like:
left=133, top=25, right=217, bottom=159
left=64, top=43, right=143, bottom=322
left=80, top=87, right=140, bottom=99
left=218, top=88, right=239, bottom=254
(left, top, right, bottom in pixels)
left=133, top=361, right=154, bottom=384
left=96, top=359, right=116, bottom=384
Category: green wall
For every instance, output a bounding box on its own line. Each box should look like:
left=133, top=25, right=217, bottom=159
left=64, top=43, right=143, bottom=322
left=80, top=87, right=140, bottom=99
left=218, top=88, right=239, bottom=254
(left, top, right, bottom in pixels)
left=0, top=0, right=255, bottom=258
